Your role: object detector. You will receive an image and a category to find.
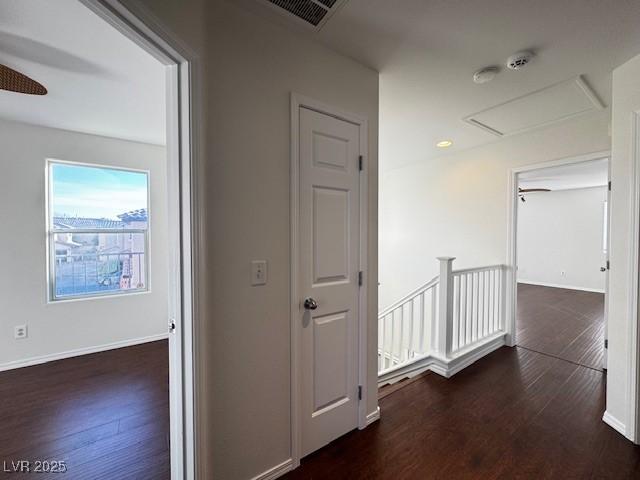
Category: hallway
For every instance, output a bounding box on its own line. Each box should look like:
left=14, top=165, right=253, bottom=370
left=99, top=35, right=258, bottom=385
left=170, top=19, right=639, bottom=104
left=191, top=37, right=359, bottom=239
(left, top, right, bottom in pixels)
left=288, top=283, right=626, bottom=479
left=285, top=345, right=637, bottom=479
left=279, top=275, right=623, bottom=479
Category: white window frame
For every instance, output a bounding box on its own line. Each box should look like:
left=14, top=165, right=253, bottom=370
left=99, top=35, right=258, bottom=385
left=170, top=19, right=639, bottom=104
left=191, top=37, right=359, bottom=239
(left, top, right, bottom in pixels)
left=46, top=159, right=151, bottom=302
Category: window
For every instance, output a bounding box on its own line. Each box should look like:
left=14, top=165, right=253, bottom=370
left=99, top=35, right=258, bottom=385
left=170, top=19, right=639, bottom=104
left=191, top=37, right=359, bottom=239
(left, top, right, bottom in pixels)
left=47, top=161, right=150, bottom=300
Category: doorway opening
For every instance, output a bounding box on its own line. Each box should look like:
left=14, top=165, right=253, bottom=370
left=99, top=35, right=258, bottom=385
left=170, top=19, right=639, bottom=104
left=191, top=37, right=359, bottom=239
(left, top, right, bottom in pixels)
left=0, top=1, right=198, bottom=478
left=510, top=154, right=610, bottom=371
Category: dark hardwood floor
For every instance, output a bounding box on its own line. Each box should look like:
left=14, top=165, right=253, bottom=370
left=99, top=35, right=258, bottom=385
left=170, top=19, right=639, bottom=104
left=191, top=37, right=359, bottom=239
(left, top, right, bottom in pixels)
left=0, top=340, right=169, bottom=479
left=285, top=285, right=635, bottom=479
left=517, top=283, right=605, bottom=370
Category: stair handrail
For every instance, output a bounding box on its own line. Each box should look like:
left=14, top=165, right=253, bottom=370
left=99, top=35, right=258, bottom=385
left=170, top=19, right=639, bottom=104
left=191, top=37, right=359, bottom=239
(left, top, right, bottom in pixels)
left=378, top=275, right=439, bottom=318
left=451, top=264, right=505, bottom=276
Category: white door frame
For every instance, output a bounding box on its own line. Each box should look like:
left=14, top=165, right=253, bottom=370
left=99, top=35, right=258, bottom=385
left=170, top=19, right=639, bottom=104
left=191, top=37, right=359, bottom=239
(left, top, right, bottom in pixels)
left=506, top=150, right=611, bottom=348
left=290, top=93, right=369, bottom=468
left=630, top=112, right=640, bottom=444
left=80, top=1, right=204, bottom=478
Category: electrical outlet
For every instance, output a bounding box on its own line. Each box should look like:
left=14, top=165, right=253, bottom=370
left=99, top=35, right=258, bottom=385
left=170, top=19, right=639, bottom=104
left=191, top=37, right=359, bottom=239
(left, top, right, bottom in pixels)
left=14, top=325, right=27, bottom=340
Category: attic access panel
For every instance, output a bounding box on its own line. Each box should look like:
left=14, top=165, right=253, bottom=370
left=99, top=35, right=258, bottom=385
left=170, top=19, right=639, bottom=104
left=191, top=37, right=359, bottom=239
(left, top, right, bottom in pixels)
left=464, top=76, right=604, bottom=137
left=261, top=0, right=347, bottom=30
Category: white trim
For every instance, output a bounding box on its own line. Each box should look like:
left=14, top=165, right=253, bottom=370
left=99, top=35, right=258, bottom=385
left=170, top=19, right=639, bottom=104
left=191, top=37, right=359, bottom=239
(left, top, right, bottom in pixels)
left=0, top=333, right=168, bottom=372
left=365, top=407, right=381, bottom=427
left=80, top=2, right=203, bottom=479
left=378, top=333, right=506, bottom=385
left=443, top=333, right=506, bottom=377
left=506, top=150, right=611, bottom=349
left=517, top=280, right=605, bottom=294
left=290, top=93, right=370, bottom=469
left=603, top=411, right=627, bottom=437
left=629, top=112, right=640, bottom=443
left=250, top=459, right=294, bottom=480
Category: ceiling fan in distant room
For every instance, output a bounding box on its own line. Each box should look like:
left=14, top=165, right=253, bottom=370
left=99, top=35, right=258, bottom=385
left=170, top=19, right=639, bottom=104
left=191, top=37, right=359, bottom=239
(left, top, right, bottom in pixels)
left=518, top=187, right=551, bottom=202
left=0, top=64, right=47, bottom=95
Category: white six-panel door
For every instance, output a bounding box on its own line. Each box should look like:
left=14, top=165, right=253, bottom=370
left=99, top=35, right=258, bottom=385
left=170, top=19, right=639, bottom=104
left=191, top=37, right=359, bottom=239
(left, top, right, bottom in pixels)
left=298, top=107, right=361, bottom=457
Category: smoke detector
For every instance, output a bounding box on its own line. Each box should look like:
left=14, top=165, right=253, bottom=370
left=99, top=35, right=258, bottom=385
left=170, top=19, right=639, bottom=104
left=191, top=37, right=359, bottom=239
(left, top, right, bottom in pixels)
left=507, top=51, right=534, bottom=70
left=473, top=66, right=500, bottom=84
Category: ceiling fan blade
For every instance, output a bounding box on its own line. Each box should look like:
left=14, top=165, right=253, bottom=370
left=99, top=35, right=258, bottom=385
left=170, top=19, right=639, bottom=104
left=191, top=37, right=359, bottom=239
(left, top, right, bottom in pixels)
left=0, top=64, right=47, bottom=95
left=518, top=188, right=551, bottom=193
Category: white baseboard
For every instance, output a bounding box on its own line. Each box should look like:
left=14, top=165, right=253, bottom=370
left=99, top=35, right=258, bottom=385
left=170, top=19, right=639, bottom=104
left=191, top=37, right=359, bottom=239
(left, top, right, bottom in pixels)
left=518, top=280, right=605, bottom=294
left=0, top=333, right=169, bottom=372
left=365, top=406, right=381, bottom=426
left=378, top=333, right=507, bottom=386
left=603, top=411, right=627, bottom=437
left=250, top=459, right=293, bottom=480
left=444, top=333, right=506, bottom=377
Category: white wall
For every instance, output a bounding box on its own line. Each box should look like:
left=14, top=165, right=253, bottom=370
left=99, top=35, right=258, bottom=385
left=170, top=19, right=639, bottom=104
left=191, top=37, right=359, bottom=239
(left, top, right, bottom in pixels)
left=604, top=51, right=640, bottom=439
left=517, top=187, right=607, bottom=292
left=379, top=112, right=610, bottom=310
left=0, top=119, right=168, bottom=367
left=121, top=1, right=379, bottom=479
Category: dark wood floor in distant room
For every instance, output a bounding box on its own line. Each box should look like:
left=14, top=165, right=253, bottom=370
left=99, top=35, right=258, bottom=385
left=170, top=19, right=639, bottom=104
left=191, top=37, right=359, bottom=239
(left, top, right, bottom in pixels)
left=0, top=340, right=169, bottom=480
left=517, top=283, right=605, bottom=370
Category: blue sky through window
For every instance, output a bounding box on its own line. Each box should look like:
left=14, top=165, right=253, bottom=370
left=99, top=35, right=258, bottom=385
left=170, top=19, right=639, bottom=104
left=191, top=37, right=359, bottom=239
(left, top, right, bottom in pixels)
left=51, top=163, right=148, bottom=220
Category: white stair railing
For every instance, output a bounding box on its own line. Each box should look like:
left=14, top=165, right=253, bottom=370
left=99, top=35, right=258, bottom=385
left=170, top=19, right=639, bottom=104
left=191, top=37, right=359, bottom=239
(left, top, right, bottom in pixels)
left=378, top=257, right=507, bottom=380
left=449, top=263, right=506, bottom=355
left=377, top=276, right=439, bottom=374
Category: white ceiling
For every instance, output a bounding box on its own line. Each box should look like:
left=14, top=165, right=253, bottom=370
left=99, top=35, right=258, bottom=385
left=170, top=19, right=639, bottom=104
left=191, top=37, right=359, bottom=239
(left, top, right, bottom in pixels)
left=284, top=0, right=640, bottom=171
left=0, top=0, right=166, bottom=145
left=519, top=158, right=609, bottom=191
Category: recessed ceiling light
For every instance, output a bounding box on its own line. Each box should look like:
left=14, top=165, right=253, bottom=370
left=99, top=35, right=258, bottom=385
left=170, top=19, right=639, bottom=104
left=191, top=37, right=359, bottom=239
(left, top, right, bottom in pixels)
left=436, top=140, right=453, bottom=148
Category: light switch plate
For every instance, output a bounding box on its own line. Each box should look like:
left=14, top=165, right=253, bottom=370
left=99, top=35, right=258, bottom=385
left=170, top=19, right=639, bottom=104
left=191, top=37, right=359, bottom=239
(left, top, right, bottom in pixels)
left=251, top=260, right=267, bottom=286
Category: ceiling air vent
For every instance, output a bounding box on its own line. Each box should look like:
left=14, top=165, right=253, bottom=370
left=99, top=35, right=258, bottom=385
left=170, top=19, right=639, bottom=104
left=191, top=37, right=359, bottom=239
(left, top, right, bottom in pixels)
left=261, top=0, right=346, bottom=30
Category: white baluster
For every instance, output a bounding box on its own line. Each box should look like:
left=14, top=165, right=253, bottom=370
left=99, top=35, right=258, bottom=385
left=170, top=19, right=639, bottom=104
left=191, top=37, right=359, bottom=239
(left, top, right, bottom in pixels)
left=398, top=306, right=404, bottom=363
left=431, top=285, right=437, bottom=352
left=419, top=292, right=425, bottom=355
left=500, top=266, right=506, bottom=331
left=452, top=275, right=459, bottom=352
left=488, top=269, right=494, bottom=335
left=480, top=271, right=485, bottom=338
left=467, top=273, right=472, bottom=343
left=460, top=273, right=467, bottom=349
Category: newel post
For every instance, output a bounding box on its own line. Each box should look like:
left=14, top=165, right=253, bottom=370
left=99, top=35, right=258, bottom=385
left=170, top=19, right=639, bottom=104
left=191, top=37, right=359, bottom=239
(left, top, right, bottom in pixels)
left=437, top=257, right=455, bottom=358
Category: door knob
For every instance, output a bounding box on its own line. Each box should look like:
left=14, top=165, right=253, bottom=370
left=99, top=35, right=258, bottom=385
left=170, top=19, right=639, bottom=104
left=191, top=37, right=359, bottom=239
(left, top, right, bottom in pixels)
left=600, top=267, right=607, bottom=272
left=304, top=297, right=318, bottom=310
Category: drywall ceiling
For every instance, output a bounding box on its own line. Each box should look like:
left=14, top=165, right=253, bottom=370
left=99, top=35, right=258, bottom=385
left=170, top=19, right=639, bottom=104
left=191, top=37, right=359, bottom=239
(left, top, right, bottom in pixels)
left=253, top=0, right=640, bottom=172
left=0, top=0, right=165, bottom=145
left=519, top=158, right=609, bottom=191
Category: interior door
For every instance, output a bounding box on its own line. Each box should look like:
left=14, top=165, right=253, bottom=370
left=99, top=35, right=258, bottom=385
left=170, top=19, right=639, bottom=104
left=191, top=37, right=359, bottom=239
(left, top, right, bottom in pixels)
left=298, top=106, right=361, bottom=457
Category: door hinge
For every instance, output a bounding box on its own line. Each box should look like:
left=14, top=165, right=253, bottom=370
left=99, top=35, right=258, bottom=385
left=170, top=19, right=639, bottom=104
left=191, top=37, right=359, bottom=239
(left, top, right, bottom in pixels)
left=608, top=180, right=612, bottom=191
left=605, top=339, right=609, bottom=349
left=606, top=260, right=610, bottom=270
left=169, top=320, right=176, bottom=333
left=358, top=385, right=363, bottom=401
left=358, top=155, right=363, bottom=171
left=358, top=271, right=363, bottom=286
